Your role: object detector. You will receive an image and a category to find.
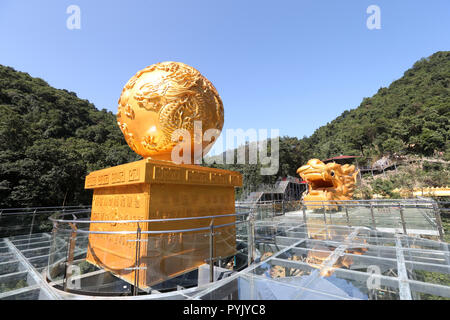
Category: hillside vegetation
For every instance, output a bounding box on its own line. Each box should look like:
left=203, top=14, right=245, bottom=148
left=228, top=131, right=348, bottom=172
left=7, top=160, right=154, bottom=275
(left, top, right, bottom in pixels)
left=0, top=66, right=140, bottom=207
left=306, top=51, right=449, bottom=161
left=0, top=51, right=448, bottom=207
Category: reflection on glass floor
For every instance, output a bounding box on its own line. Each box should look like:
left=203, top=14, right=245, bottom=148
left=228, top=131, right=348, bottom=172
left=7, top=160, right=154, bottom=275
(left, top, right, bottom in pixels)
left=197, top=219, right=450, bottom=300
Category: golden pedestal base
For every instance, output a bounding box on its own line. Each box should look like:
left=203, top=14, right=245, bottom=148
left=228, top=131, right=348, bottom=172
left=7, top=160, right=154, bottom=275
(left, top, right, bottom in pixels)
left=84, top=159, right=242, bottom=288
left=303, top=191, right=340, bottom=210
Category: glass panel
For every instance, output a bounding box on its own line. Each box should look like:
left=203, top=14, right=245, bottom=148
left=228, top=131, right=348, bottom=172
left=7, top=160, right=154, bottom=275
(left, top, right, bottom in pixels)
left=0, top=213, right=34, bottom=238
left=0, top=288, right=41, bottom=300
left=0, top=246, right=9, bottom=254
left=15, top=240, right=51, bottom=251
left=0, top=253, right=16, bottom=264
left=0, top=271, right=30, bottom=293
left=0, top=261, right=21, bottom=276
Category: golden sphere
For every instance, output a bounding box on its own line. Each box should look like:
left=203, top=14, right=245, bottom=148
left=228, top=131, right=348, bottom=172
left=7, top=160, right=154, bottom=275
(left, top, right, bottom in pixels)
left=117, top=62, right=224, bottom=161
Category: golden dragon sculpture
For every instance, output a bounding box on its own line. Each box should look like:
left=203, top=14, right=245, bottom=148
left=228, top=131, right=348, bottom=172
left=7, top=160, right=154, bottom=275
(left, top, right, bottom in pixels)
left=297, top=159, right=359, bottom=210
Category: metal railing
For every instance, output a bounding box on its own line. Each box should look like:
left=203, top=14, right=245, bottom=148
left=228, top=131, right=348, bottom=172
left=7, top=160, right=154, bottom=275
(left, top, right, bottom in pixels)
left=0, top=198, right=448, bottom=299
left=1, top=199, right=446, bottom=235
left=46, top=209, right=254, bottom=296
left=0, top=206, right=91, bottom=238
left=237, top=198, right=446, bottom=241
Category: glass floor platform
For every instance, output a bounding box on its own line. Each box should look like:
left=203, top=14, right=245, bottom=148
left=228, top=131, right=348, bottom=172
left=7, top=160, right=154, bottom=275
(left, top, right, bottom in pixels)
left=1, top=215, right=449, bottom=300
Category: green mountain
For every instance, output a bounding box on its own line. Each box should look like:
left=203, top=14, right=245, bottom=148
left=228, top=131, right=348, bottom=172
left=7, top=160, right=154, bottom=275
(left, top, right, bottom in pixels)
left=0, top=51, right=448, bottom=207
left=306, top=51, right=449, bottom=161
left=208, top=51, right=450, bottom=196
left=0, top=66, right=140, bottom=207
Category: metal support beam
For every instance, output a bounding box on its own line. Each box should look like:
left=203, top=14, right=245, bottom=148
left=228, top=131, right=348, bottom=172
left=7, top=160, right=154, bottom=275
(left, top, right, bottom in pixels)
left=209, top=220, right=215, bottom=283
left=399, top=205, right=408, bottom=235
left=395, top=236, right=412, bottom=300
left=302, top=205, right=307, bottom=224
left=432, top=203, right=445, bottom=241
left=370, top=203, right=376, bottom=230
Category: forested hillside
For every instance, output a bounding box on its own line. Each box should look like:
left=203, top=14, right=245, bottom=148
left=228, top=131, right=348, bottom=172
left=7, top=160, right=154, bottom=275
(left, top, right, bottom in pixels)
left=0, top=66, right=140, bottom=207
left=306, top=51, right=449, bottom=161
left=208, top=51, right=450, bottom=196
left=0, top=51, right=448, bottom=207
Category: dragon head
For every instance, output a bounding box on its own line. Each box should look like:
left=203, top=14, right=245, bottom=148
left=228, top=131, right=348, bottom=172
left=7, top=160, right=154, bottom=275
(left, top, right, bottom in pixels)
left=296, top=159, right=341, bottom=188
left=297, top=159, right=358, bottom=201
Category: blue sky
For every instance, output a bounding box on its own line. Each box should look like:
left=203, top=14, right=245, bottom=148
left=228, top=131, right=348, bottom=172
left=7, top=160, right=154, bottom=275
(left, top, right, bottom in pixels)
left=0, top=0, right=448, bottom=143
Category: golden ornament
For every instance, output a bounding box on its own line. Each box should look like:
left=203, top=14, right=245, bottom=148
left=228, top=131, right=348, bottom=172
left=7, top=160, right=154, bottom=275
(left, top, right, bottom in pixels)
left=117, top=61, right=224, bottom=161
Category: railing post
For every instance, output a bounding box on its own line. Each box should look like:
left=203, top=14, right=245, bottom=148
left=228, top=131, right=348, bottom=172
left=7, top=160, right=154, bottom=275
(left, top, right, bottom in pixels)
left=345, top=206, right=350, bottom=227
left=272, top=201, right=275, bottom=218
left=29, top=209, right=37, bottom=238
left=0, top=209, right=3, bottom=238
left=370, top=203, right=376, bottom=230
left=302, top=202, right=307, bottom=224
left=399, top=204, right=408, bottom=236
left=133, top=223, right=142, bottom=295
left=209, top=219, right=215, bottom=283
left=432, top=203, right=445, bottom=241
left=63, top=223, right=77, bottom=292
left=247, top=215, right=254, bottom=267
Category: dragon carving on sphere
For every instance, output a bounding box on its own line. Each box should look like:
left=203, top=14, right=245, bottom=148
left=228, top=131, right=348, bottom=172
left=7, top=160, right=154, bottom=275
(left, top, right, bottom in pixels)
left=297, top=159, right=359, bottom=209
left=116, top=61, right=224, bottom=160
